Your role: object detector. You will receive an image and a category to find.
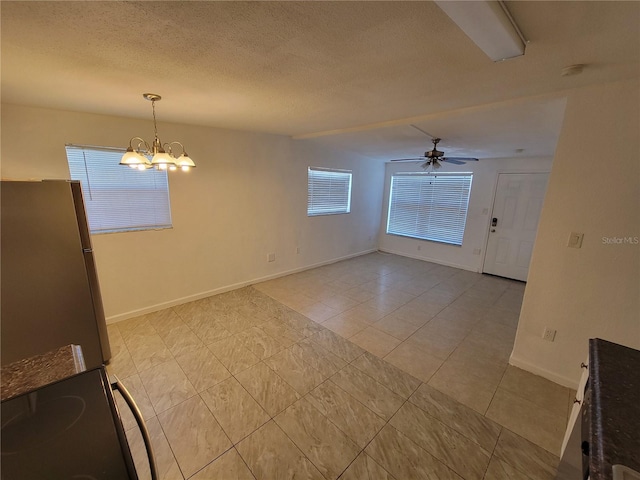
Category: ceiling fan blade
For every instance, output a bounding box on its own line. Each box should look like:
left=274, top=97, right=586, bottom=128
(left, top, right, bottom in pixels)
left=390, top=157, right=426, bottom=162
left=441, top=157, right=479, bottom=165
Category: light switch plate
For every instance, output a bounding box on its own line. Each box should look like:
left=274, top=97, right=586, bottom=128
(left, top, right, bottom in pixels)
left=568, top=232, right=584, bottom=248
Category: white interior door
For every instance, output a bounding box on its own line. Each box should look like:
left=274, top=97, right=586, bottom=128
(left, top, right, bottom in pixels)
left=483, top=173, right=549, bottom=282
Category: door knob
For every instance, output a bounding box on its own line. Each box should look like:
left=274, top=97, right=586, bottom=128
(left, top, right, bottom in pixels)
left=491, top=217, right=498, bottom=227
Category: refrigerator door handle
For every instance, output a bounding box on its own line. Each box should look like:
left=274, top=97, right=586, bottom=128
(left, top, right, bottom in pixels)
left=70, top=181, right=94, bottom=250
left=112, top=378, right=158, bottom=480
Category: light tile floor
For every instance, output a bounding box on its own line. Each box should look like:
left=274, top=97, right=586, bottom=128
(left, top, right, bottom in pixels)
left=108, top=252, right=573, bottom=480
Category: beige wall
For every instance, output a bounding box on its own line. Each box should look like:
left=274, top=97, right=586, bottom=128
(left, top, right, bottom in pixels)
left=1, top=104, right=384, bottom=322
left=378, top=155, right=554, bottom=271
left=511, top=79, right=640, bottom=388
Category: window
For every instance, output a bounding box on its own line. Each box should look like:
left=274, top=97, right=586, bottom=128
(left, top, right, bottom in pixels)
left=65, top=145, right=172, bottom=234
left=307, top=167, right=352, bottom=216
left=387, top=173, right=472, bottom=246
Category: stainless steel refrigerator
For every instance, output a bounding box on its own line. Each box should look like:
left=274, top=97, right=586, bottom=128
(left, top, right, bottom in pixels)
left=1, top=180, right=111, bottom=369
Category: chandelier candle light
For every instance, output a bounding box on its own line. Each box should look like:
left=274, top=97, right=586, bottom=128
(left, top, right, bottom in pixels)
left=120, top=93, right=196, bottom=172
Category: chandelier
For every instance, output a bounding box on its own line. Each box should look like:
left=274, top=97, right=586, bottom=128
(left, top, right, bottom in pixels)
left=119, top=93, right=196, bottom=171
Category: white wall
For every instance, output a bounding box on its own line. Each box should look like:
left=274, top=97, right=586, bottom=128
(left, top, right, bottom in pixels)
left=511, top=79, right=640, bottom=388
left=378, top=156, right=554, bottom=272
left=1, top=104, right=384, bottom=322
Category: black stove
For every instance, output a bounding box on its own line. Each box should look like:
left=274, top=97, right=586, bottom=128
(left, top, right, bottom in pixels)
left=1, top=367, right=137, bottom=479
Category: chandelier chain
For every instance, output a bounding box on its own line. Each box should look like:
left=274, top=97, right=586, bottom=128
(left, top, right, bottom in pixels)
left=151, top=99, right=159, bottom=140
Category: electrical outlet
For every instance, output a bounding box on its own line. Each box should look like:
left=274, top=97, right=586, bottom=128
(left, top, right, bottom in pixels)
left=267, top=253, right=276, bottom=262
left=296, top=247, right=300, bottom=254
left=543, top=327, right=557, bottom=342
left=417, top=245, right=421, bottom=251
left=568, top=232, right=584, bottom=249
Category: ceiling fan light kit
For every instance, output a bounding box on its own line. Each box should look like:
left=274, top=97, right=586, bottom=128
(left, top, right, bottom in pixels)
left=422, top=159, right=442, bottom=173
left=435, top=0, right=526, bottom=62
left=120, top=93, right=196, bottom=172
left=426, top=148, right=442, bottom=159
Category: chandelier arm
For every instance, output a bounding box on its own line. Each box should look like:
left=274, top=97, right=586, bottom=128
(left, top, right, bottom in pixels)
left=128, top=136, right=151, bottom=153
left=164, top=141, right=186, bottom=157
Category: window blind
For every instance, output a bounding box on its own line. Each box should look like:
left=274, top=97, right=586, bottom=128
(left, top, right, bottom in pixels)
left=65, top=145, right=172, bottom=234
left=307, top=167, right=352, bottom=216
left=387, top=173, right=472, bottom=246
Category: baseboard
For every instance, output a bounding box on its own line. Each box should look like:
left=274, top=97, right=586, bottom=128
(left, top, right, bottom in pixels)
left=106, top=248, right=377, bottom=324
left=377, top=248, right=478, bottom=273
left=509, top=354, right=579, bottom=390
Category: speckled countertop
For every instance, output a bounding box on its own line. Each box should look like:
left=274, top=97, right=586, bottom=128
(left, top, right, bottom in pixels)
left=1, top=344, right=86, bottom=402
left=589, top=338, right=640, bottom=480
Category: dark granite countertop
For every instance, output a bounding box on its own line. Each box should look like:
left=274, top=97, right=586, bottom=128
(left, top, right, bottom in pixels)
left=1, top=344, right=86, bottom=402
left=589, top=338, right=640, bottom=480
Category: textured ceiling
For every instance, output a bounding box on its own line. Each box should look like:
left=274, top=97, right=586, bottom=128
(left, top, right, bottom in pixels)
left=1, top=1, right=638, bottom=159
left=302, top=96, right=568, bottom=160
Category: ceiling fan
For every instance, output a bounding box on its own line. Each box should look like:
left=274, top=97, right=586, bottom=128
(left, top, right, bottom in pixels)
left=390, top=133, right=479, bottom=170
